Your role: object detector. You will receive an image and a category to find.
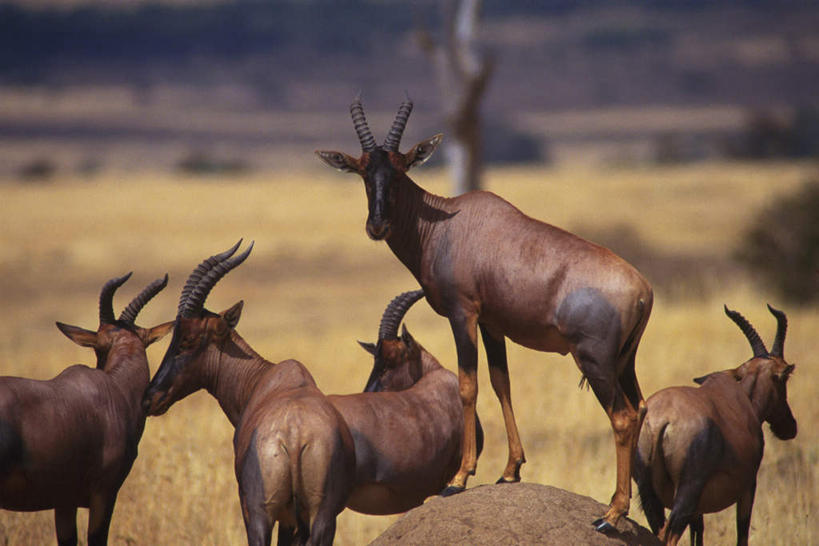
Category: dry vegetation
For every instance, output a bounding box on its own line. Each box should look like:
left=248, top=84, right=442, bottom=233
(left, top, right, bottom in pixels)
left=0, top=161, right=816, bottom=544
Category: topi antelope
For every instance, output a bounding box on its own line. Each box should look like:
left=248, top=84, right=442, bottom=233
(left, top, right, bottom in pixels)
left=634, top=305, right=797, bottom=546
left=0, top=273, right=173, bottom=546
left=316, top=96, right=653, bottom=531
left=142, top=241, right=356, bottom=546
left=327, top=289, right=483, bottom=515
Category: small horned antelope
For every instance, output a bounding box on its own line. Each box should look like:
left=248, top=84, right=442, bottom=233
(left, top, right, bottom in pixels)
left=634, top=305, right=797, bottom=546
left=0, top=272, right=173, bottom=546
left=142, top=241, right=356, bottom=546
left=317, top=96, right=653, bottom=531
left=327, top=289, right=483, bottom=515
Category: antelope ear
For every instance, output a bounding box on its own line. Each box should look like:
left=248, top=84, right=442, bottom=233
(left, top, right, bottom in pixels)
left=221, top=301, right=244, bottom=329
left=315, top=150, right=359, bottom=173
left=777, top=363, right=795, bottom=380
left=144, top=320, right=175, bottom=347
left=406, top=134, right=443, bottom=170
left=693, top=373, right=715, bottom=385
left=358, top=341, right=377, bottom=356
left=55, top=322, right=98, bottom=348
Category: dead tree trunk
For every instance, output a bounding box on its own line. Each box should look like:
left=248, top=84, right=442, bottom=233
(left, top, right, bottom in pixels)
left=418, top=0, right=493, bottom=195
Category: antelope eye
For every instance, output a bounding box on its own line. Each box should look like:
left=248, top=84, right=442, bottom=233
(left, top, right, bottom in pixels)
left=334, top=153, right=343, bottom=161
left=417, top=146, right=425, bottom=154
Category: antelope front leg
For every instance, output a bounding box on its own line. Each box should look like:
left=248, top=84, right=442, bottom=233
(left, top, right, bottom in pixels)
left=598, top=393, right=641, bottom=532
left=87, top=494, right=117, bottom=546
left=442, top=313, right=480, bottom=496
left=480, top=324, right=525, bottom=483
left=54, top=506, right=78, bottom=546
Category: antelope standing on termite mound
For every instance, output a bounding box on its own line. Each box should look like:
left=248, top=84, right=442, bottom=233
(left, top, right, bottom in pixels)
left=142, top=241, right=356, bottom=546
left=327, top=289, right=483, bottom=514
left=634, top=305, right=797, bottom=546
left=0, top=273, right=173, bottom=546
left=316, top=96, right=653, bottom=531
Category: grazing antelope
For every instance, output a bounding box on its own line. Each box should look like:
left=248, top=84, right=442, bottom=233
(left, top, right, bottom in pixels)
left=0, top=272, right=172, bottom=546
left=142, top=241, right=356, bottom=546
left=327, top=289, right=483, bottom=515
left=634, top=305, right=797, bottom=546
left=316, top=96, right=653, bottom=531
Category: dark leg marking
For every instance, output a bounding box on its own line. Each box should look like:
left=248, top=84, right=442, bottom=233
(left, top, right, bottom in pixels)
left=239, top=432, right=273, bottom=546
left=689, top=513, right=704, bottom=546
left=55, top=506, right=78, bottom=546
left=666, top=420, right=725, bottom=541
left=633, top=448, right=666, bottom=535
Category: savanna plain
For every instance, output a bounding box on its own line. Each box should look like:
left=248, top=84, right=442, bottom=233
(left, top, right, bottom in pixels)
left=0, top=161, right=816, bottom=545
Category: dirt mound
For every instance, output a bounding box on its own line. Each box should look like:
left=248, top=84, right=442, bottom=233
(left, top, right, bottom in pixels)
left=369, top=482, right=660, bottom=545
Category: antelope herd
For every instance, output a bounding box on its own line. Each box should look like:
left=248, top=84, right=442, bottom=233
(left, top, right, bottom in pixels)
left=0, top=97, right=801, bottom=546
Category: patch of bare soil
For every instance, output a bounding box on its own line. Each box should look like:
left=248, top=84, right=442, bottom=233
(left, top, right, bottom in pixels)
left=370, top=482, right=660, bottom=546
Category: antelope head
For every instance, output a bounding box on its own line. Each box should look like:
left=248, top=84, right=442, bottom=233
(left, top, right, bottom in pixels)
left=315, top=95, right=442, bottom=240
left=56, top=272, right=173, bottom=370
left=696, top=304, right=797, bottom=440
left=358, top=290, right=426, bottom=392
left=143, top=240, right=253, bottom=415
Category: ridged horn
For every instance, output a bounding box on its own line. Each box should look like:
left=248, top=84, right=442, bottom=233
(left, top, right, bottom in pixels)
left=119, top=274, right=169, bottom=324
left=180, top=241, right=254, bottom=318
left=378, top=290, right=424, bottom=340
left=350, top=94, right=377, bottom=152
left=382, top=94, right=413, bottom=152
left=724, top=305, right=768, bottom=358
left=99, top=272, right=133, bottom=324
left=178, top=240, right=242, bottom=316
left=767, top=304, right=788, bottom=358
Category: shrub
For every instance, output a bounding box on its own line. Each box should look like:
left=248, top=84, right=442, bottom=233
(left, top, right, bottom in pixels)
left=735, top=179, right=819, bottom=304
left=18, top=158, right=56, bottom=182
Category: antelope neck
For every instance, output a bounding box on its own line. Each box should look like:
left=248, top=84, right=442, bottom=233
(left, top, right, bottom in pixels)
left=206, top=330, right=271, bottom=427
left=105, top=336, right=150, bottom=403
left=385, top=176, right=451, bottom=279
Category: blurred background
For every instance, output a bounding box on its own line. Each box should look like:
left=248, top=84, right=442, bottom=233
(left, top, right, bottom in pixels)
left=0, top=1, right=817, bottom=544
left=1, top=0, right=818, bottom=172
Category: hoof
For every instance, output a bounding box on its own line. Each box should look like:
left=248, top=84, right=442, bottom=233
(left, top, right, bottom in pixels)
left=495, top=476, right=520, bottom=484
left=440, top=485, right=465, bottom=497
left=592, top=518, right=616, bottom=534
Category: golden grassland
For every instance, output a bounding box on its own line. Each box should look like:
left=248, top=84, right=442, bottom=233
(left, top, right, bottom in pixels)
left=0, top=161, right=817, bottom=544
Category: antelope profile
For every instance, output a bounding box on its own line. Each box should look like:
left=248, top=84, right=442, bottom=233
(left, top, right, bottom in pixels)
left=142, top=241, right=356, bottom=546
left=316, top=96, right=653, bottom=531
left=634, top=305, right=797, bottom=546
left=327, top=289, right=483, bottom=514
left=0, top=273, right=172, bottom=546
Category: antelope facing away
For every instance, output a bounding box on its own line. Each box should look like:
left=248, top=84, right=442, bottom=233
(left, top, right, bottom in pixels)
left=634, top=305, right=797, bottom=546
left=327, top=289, right=483, bottom=515
left=142, top=241, right=356, bottom=546
left=316, top=96, right=653, bottom=531
left=0, top=273, right=172, bottom=546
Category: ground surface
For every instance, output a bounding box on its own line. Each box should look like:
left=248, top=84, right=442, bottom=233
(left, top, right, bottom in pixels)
left=371, top=483, right=661, bottom=546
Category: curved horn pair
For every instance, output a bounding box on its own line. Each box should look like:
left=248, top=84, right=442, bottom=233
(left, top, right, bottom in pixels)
left=378, top=290, right=425, bottom=340
left=724, top=304, right=788, bottom=358
left=179, top=240, right=254, bottom=318
left=350, top=94, right=414, bottom=153
left=99, top=272, right=168, bottom=325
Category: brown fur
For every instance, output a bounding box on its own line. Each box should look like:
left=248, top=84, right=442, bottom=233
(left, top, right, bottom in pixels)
left=318, top=106, right=653, bottom=529
left=635, top=307, right=796, bottom=546
left=328, top=325, right=466, bottom=515
left=0, top=276, right=172, bottom=546
left=144, top=303, right=356, bottom=546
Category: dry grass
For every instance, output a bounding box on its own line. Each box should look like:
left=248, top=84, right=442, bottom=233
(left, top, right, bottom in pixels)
left=0, top=161, right=816, bottom=544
